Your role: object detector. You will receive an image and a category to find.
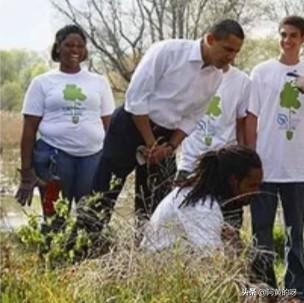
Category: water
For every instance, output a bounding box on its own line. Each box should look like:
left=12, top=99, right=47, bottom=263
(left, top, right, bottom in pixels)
left=0, top=189, right=41, bottom=230
left=0, top=173, right=134, bottom=231
left=0, top=211, right=28, bottom=230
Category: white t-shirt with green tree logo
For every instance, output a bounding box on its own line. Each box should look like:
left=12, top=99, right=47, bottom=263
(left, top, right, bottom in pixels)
left=248, top=59, right=304, bottom=182
left=22, top=69, right=115, bottom=156
left=179, top=66, right=250, bottom=172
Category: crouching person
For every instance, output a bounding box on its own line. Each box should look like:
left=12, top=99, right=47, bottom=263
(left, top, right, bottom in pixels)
left=141, top=145, right=263, bottom=254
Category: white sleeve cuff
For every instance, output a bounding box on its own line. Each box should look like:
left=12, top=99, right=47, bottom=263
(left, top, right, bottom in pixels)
left=124, top=101, right=149, bottom=115
left=247, top=106, right=259, bottom=117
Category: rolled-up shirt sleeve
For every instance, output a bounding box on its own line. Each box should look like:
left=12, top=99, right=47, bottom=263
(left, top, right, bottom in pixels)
left=125, top=42, right=168, bottom=115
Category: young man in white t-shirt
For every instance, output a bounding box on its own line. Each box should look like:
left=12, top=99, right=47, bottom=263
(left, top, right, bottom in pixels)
left=177, top=64, right=251, bottom=233
left=246, top=15, right=304, bottom=301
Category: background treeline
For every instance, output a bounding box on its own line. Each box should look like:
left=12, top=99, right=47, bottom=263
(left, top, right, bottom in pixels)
left=1, top=0, right=303, bottom=111
left=0, top=38, right=280, bottom=112
left=0, top=50, right=49, bottom=111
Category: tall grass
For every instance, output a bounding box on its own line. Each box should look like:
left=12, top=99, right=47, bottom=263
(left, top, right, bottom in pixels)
left=0, top=114, right=288, bottom=302
left=0, top=205, right=288, bottom=303
left=0, top=111, right=22, bottom=150
left=0, top=111, right=21, bottom=190
left=0, top=230, right=256, bottom=303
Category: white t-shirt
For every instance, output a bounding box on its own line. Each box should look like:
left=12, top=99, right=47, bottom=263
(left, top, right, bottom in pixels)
left=141, top=187, right=224, bottom=254
left=22, top=69, right=115, bottom=156
left=248, top=59, right=304, bottom=182
left=125, top=39, right=223, bottom=135
left=178, top=66, right=250, bottom=172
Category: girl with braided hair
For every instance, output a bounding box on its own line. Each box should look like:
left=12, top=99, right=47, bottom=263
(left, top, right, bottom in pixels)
left=141, top=145, right=263, bottom=253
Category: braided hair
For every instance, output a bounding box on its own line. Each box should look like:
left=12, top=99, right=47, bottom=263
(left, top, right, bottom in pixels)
left=179, top=145, right=262, bottom=208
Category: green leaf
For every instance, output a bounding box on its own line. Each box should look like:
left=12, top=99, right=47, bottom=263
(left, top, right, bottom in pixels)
left=63, top=84, right=86, bottom=102
left=206, top=96, right=222, bottom=117
left=280, top=82, right=301, bottom=110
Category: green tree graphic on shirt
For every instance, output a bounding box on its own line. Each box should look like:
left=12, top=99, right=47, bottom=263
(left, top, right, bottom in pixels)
left=204, top=96, right=222, bottom=146
left=63, top=84, right=87, bottom=123
left=280, top=81, right=301, bottom=140
left=63, top=84, right=86, bottom=102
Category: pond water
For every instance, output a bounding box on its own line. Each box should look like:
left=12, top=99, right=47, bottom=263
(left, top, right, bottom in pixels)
left=0, top=192, right=41, bottom=230
left=0, top=190, right=133, bottom=231
left=0, top=153, right=134, bottom=231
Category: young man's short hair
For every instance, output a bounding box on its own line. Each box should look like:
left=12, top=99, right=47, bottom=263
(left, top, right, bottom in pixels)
left=279, top=15, right=304, bottom=35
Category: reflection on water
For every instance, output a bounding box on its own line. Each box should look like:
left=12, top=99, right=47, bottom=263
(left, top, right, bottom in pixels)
left=0, top=191, right=41, bottom=231
left=0, top=211, right=28, bottom=230
left=0, top=176, right=134, bottom=231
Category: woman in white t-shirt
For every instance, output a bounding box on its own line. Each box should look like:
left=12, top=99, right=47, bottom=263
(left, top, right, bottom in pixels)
left=141, top=145, right=263, bottom=254
left=15, top=25, right=115, bottom=223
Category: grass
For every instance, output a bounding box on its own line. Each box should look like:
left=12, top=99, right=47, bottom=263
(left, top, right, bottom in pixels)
left=0, top=225, right=269, bottom=303
left=0, top=111, right=21, bottom=195
left=0, top=111, right=22, bottom=150
left=0, top=193, right=288, bottom=303
left=1, top=231, right=75, bottom=303
left=0, top=110, right=289, bottom=302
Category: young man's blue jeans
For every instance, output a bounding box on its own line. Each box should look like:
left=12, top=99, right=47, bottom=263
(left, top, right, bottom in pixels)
left=250, top=182, right=304, bottom=299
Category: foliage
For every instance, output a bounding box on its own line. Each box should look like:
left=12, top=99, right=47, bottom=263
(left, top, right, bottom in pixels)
left=0, top=231, right=74, bottom=303
left=265, top=0, right=304, bottom=20
left=235, top=37, right=279, bottom=73
left=0, top=50, right=48, bottom=111
left=0, top=181, right=288, bottom=303
left=15, top=197, right=92, bottom=269
left=273, top=224, right=285, bottom=261
left=0, top=215, right=288, bottom=303
left=0, top=81, right=23, bottom=111
left=50, top=0, right=277, bottom=93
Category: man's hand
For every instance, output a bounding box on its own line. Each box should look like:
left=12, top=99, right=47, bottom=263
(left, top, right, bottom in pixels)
left=15, top=168, right=45, bottom=206
left=148, top=143, right=174, bottom=165
left=136, top=142, right=175, bottom=166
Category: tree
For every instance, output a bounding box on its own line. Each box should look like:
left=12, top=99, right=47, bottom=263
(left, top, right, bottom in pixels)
left=0, top=81, right=23, bottom=111
left=0, top=50, right=48, bottom=111
left=20, top=62, right=48, bottom=91
left=265, top=0, right=304, bottom=20
left=50, top=0, right=274, bottom=92
left=236, top=37, right=279, bottom=73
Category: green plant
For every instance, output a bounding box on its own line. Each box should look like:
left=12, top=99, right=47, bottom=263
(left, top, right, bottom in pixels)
left=16, top=197, right=92, bottom=268
left=273, top=224, right=285, bottom=261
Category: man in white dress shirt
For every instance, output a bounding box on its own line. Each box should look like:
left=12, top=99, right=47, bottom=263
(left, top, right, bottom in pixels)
left=92, top=19, right=245, bottom=229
